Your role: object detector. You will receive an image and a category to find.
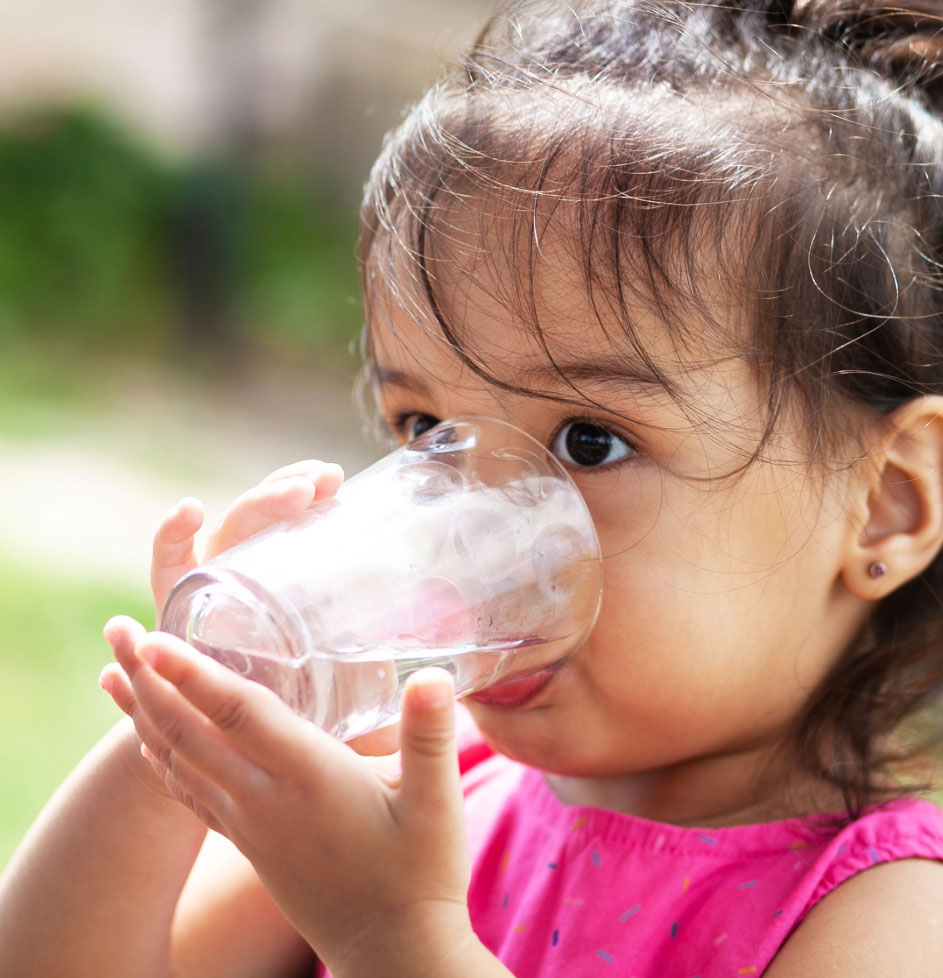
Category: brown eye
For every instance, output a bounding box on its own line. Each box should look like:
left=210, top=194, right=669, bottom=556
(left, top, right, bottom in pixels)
left=404, top=414, right=440, bottom=441
left=551, top=420, right=634, bottom=468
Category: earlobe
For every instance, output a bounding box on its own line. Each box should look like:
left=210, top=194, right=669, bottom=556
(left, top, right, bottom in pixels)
left=842, top=396, right=943, bottom=601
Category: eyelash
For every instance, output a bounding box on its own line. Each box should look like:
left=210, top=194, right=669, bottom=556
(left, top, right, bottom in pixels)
left=387, top=412, right=637, bottom=471
left=550, top=418, right=637, bottom=470
left=387, top=412, right=439, bottom=442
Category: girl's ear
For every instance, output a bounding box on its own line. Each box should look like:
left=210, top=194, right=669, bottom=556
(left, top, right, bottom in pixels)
left=842, top=396, right=943, bottom=600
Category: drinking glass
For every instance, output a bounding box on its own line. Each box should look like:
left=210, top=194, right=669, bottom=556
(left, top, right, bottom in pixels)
left=160, top=416, right=603, bottom=740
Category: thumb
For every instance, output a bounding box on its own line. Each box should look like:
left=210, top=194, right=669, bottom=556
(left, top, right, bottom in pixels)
left=398, top=667, right=460, bottom=810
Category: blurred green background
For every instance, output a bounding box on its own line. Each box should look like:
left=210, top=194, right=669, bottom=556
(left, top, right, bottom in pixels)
left=0, top=0, right=492, bottom=867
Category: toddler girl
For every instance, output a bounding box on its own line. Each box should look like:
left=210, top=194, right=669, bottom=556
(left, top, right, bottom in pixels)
left=3, top=1, right=943, bottom=975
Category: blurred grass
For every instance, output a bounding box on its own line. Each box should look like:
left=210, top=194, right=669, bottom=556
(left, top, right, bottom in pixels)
left=0, top=551, right=152, bottom=868
left=0, top=339, right=113, bottom=439
left=0, top=348, right=149, bottom=868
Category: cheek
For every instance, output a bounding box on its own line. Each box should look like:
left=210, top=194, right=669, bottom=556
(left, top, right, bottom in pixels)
left=581, top=464, right=659, bottom=559
left=583, top=461, right=843, bottom=643
left=587, top=506, right=840, bottom=735
left=582, top=584, right=798, bottom=761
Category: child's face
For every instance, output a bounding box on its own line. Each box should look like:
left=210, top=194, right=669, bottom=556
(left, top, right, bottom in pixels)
left=366, top=220, right=870, bottom=816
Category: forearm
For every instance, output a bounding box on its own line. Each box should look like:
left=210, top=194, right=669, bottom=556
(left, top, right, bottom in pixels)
left=0, top=719, right=207, bottom=978
left=344, top=935, right=516, bottom=978
left=325, top=904, right=516, bottom=978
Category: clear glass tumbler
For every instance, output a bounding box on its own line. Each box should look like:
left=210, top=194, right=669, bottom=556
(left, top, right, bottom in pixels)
left=160, top=416, right=603, bottom=740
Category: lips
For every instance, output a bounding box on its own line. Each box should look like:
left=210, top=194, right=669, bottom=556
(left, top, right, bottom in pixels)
left=467, top=665, right=559, bottom=707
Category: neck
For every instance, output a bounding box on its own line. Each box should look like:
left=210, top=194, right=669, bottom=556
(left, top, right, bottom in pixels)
left=543, top=742, right=841, bottom=828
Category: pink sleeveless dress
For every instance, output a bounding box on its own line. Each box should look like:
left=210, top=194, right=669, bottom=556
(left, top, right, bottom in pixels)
left=316, top=709, right=943, bottom=976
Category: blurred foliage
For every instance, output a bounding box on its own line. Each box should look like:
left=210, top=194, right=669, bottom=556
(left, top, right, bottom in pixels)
left=0, top=108, right=172, bottom=347
left=243, top=167, right=364, bottom=355
left=0, top=105, right=363, bottom=361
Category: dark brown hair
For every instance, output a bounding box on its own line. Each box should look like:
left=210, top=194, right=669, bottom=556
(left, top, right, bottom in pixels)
left=358, top=0, right=943, bottom=815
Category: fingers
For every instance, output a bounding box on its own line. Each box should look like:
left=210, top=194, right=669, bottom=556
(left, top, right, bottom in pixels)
left=204, top=461, right=344, bottom=561
left=260, top=459, right=345, bottom=491
left=397, top=668, right=460, bottom=813
left=347, top=723, right=402, bottom=758
left=131, top=631, right=327, bottom=779
left=151, top=497, right=205, bottom=615
left=150, top=462, right=343, bottom=620
left=127, top=633, right=272, bottom=820
left=137, top=742, right=227, bottom=835
left=103, top=615, right=150, bottom=682
left=102, top=616, right=188, bottom=752
left=102, top=615, right=212, bottom=809
left=99, top=663, right=136, bottom=717
left=204, top=479, right=315, bottom=558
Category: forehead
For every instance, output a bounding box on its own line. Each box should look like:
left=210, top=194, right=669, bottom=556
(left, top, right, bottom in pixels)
left=364, top=189, right=752, bottom=411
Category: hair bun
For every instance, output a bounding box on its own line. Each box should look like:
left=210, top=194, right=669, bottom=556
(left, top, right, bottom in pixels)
left=793, top=1, right=943, bottom=103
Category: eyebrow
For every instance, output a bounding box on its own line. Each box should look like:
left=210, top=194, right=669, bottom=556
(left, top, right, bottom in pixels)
left=372, top=358, right=671, bottom=401
left=372, top=367, right=435, bottom=396
left=517, top=358, right=670, bottom=396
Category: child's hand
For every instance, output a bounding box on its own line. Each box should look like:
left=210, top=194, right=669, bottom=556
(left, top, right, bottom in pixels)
left=150, top=460, right=345, bottom=617
left=138, top=459, right=401, bottom=757
left=99, top=615, right=202, bottom=805
left=122, top=628, right=481, bottom=976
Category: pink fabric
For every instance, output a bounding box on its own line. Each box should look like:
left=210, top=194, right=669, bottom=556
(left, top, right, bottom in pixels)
left=315, top=710, right=943, bottom=976
left=459, top=725, right=943, bottom=976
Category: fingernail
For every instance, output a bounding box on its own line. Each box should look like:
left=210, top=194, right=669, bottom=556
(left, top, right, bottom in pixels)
left=413, top=671, right=454, bottom=710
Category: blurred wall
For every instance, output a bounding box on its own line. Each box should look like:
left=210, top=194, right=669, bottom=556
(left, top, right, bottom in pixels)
left=0, top=0, right=495, bottom=171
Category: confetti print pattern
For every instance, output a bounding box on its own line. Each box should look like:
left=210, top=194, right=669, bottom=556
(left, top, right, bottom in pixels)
left=453, top=755, right=943, bottom=978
